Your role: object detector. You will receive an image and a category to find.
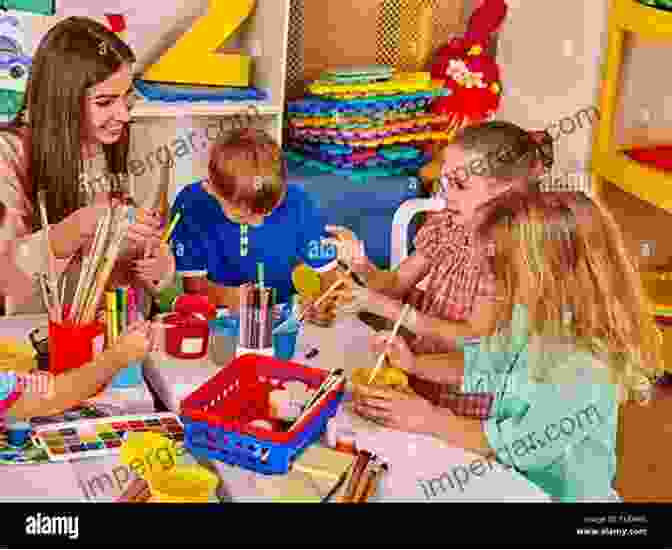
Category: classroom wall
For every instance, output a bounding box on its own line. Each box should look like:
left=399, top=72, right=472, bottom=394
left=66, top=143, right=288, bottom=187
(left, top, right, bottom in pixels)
left=494, top=0, right=672, bottom=270
left=44, top=1, right=672, bottom=268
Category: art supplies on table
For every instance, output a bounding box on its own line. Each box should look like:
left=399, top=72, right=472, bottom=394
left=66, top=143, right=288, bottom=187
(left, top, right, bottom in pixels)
left=31, top=413, right=184, bottom=463
left=237, top=269, right=276, bottom=356
left=104, top=286, right=145, bottom=387
left=338, top=449, right=389, bottom=503
left=180, top=355, right=345, bottom=475
left=163, top=311, right=210, bottom=360
left=0, top=404, right=116, bottom=465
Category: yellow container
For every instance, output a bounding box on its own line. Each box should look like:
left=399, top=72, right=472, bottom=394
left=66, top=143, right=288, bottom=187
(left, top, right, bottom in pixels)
left=120, top=432, right=180, bottom=479
left=147, top=465, right=219, bottom=503
left=0, top=338, right=36, bottom=373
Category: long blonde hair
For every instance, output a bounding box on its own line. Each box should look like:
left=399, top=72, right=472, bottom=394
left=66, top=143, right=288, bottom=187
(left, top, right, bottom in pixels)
left=478, top=191, right=662, bottom=402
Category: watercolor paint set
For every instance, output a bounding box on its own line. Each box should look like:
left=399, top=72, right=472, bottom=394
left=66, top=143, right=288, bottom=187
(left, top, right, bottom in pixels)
left=31, top=413, right=184, bottom=462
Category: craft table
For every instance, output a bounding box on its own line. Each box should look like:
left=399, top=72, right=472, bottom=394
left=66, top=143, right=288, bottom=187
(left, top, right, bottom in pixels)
left=0, top=314, right=156, bottom=502
left=144, top=315, right=552, bottom=503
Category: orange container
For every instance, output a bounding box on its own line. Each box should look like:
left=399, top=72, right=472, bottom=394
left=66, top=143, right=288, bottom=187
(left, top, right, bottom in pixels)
left=48, top=319, right=105, bottom=375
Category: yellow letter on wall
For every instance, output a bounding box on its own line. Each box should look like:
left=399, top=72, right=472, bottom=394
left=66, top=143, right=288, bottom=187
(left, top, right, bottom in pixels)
left=142, top=0, right=256, bottom=87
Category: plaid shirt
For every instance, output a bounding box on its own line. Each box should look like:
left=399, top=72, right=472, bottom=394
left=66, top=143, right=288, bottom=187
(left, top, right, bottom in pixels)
left=410, top=212, right=497, bottom=354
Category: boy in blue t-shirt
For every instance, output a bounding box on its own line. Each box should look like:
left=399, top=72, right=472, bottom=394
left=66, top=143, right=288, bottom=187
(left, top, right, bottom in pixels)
left=171, top=128, right=343, bottom=323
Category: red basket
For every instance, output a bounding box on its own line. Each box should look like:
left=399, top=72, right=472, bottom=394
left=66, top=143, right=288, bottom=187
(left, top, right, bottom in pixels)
left=180, top=354, right=344, bottom=445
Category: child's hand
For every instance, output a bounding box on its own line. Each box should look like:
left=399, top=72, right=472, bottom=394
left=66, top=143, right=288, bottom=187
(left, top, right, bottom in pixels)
left=126, top=208, right=163, bottom=251
left=353, top=385, right=440, bottom=434
left=369, top=331, right=416, bottom=373
left=297, top=293, right=337, bottom=327
left=113, top=320, right=155, bottom=363
left=133, top=241, right=175, bottom=289
left=323, top=225, right=369, bottom=273
left=331, top=274, right=388, bottom=318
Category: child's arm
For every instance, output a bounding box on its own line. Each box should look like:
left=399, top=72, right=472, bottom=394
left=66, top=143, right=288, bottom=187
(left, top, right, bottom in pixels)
left=369, top=332, right=465, bottom=385
left=323, top=225, right=431, bottom=299
left=335, top=279, right=497, bottom=350
left=360, top=251, right=431, bottom=300
left=7, top=322, right=153, bottom=420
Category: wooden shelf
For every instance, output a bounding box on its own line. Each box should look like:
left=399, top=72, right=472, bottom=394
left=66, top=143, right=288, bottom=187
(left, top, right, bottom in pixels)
left=613, top=0, right=672, bottom=39
left=593, top=149, right=672, bottom=212
left=130, top=100, right=283, bottom=119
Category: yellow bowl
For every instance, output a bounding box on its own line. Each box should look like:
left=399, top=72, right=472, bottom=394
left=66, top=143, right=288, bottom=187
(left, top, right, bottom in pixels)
left=0, top=338, right=36, bottom=373
left=147, top=465, right=219, bottom=503
left=351, top=364, right=409, bottom=392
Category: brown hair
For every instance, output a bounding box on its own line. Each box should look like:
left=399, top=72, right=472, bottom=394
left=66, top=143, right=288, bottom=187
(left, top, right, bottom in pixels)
left=208, top=128, right=286, bottom=215
left=478, top=191, right=661, bottom=402
left=2, top=16, right=135, bottom=231
left=443, top=120, right=553, bottom=191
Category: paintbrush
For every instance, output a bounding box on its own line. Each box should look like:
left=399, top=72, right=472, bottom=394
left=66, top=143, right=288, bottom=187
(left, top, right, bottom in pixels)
left=274, top=274, right=349, bottom=335
left=81, top=209, right=131, bottom=323
left=71, top=209, right=111, bottom=320
left=161, top=210, right=182, bottom=244
left=341, top=450, right=373, bottom=503
left=367, top=303, right=412, bottom=385
left=37, top=190, right=61, bottom=321
left=289, top=372, right=345, bottom=431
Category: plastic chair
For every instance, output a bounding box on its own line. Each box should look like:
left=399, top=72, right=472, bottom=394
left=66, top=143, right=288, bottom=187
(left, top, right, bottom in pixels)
left=390, top=196, right=447, bottom=271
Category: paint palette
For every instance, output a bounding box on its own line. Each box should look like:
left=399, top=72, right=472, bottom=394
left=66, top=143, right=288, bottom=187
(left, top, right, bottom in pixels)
left=31, top=413, right=184, bottom=462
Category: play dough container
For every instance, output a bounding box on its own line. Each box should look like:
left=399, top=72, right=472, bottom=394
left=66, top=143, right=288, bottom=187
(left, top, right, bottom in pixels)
left=147, top=465, right=218, bottom=503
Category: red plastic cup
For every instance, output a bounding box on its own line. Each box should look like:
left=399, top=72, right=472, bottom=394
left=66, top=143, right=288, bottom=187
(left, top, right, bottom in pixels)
left=48, top=319, right=106, bottom=375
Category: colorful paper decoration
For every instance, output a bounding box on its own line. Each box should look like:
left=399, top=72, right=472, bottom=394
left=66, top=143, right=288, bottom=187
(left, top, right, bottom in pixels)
left=142, top=0, right=255, bottom=87
left=1, top=0, right=54, bottom=16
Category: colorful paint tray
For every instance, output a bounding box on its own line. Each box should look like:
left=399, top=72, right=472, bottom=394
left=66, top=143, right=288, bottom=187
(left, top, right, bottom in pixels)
left=31, top=413, right=184, bottom=462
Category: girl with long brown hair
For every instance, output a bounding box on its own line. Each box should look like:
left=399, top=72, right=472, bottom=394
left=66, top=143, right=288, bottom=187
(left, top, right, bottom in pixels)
left=353, top=191, right=661, bottom=501
left=0, top=17, right=174, bottom=314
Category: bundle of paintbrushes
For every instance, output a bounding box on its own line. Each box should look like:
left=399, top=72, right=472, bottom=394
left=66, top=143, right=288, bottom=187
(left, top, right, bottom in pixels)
left=337, top=450, right=388, bottom=503
left=238, top=263, right=277, bottom=354
left=104, top=286, right=145, bottom=348
left=288, top=368, right=345, bottom=431
left=67, top=204, right=133, bottom=325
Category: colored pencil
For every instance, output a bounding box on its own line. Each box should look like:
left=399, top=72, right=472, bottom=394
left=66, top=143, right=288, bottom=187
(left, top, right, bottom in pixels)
left=260, top=287, right=269, bottom=349
left=105, top=291, right=117, bottom=347
left=37, top=190, right=61, bottom=321
left=161, top=210, right=182, bottom=244
left=116, top=287, right=128, bottom=336
left=127, top=287, right=137, bottom=325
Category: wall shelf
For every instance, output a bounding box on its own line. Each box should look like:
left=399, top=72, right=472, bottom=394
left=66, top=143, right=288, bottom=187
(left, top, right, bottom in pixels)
left=130, top=100, right=283, bottom=119
left=592, top=0, right=672, bottom=209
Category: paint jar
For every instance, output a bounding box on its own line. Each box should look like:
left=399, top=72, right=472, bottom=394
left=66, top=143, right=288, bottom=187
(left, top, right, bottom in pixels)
left=173, top=294, right=216, bottom=319
left=6, top=418, right=31, bottom=447
left=272, top=311, right=300, bottom=361
left=110, top=359, right=144, bottom=389
left=209, top=316, right=239, bottom=366
left=48, top=318, right=105, bottom=375
left=164, top=313, right=210, bottom=360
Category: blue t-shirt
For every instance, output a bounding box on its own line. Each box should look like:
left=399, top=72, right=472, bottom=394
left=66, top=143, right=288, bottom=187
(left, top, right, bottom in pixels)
left=171, top=181, right=337, bottom=303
